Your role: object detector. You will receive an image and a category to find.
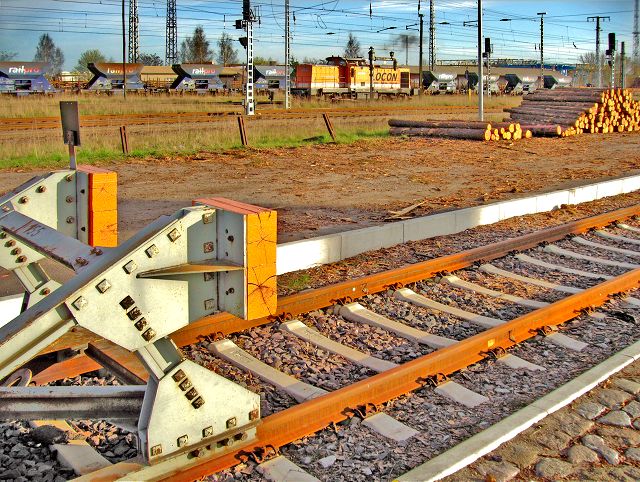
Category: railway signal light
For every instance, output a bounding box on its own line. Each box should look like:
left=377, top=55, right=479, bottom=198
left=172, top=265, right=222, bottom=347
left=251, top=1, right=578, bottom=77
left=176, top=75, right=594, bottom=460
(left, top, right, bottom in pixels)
left=239, top=37, right=248, bottom=49
left=606, top=32, right=616, bottom=66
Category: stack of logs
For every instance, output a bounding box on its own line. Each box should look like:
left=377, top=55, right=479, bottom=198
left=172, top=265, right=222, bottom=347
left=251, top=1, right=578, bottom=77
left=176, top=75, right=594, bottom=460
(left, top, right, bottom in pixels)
left=388, top=119, right=532, bottom=142
left=506, top=88, right=640, bottom=137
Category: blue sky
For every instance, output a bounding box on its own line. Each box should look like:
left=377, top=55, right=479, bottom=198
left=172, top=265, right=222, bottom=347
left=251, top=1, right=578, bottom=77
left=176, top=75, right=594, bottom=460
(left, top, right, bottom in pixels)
left=0, top=0, right=635, bottom=70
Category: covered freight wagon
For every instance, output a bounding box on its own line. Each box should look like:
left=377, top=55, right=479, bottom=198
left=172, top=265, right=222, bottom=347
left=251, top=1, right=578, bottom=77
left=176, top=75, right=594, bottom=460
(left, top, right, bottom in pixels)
left=171, top=64, right=224, bottom=92
left=422, top=71, right=456, bottom=94
left=0, top=62, right=56, bottom=95
left=254, top=65, right=290, bottom=90
left=85, top=63, right=144, bottom=92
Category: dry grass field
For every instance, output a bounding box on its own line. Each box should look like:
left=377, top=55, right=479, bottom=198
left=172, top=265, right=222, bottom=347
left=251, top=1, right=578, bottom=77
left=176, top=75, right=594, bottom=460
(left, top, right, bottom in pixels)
left=0, top=93, right=520, bottom=168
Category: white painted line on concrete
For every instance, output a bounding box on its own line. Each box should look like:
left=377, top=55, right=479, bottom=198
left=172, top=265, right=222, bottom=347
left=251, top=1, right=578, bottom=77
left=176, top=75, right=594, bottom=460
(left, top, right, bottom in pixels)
left=339, top=303, right=543, bottom=371
left=281, top=320, right=397, bottom=373
left=435, top=381, right=489, bottom=408
left=362, top=413, right=419, bottom=442
left=339, top=303, right=456, bottom=349
left=515, top=253, right=612, bottom=280
left=276, top=174, right=640, bottom=275
left=395, top=339, right=640, bottom=482
left=572, top=236, right=640, bottom=257
left=617, top=223, right=640, bottom=234
left=480, top=263, right=581, bottom=294
left=596, top=230, right=640, bottom=246
left=441, top=275, right=548, bottom=309
left=544, top=244, right=640, bottom=269
left=257, top=456, right=321, bottom=482
left=209, top=340, right=328, bottom=403
left=394, top=288, right=502, bottom=329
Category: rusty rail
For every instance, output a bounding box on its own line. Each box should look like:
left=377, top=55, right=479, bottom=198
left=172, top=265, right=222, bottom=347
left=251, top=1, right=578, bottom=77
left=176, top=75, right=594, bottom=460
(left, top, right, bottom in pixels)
left=0, top=105, right=502, bottom=131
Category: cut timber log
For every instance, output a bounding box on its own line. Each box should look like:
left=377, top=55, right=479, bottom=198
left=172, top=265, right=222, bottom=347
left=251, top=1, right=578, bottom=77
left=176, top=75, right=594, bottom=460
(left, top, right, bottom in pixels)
left=518, top=124, right=562, bottom=137
left=390, top=127, right=491, bottom=141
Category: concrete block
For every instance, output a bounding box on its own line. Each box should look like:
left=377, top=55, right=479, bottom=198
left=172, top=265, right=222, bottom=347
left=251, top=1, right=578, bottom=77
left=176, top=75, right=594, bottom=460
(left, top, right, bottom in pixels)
left=532, top=353, right=633, bottom=415
left=597, top=179, right=624, bottom=199
left=276, top=234, right=341, bottom=275
left=402, top=212, right=456, bottom=242
left=621, top=174, right=640, bottom=194
left=435, top=381, right=489, bottom=408
left=545, top=332, right=588, bottom=352
left=616, top=339, right=640, bottom=361
left=396, top=404, right=547, bottom=482
left=498, top=197, right=537, bottom=221
left=568, top=184, right=599, bottom=205
left=455, top=204, right=501, bottom=232
left=53, top=441, right=111, bottom=475
left=257, top=456, right=320, bottom=482
left=536, top=191, right=570, bottom=213
left=362, top=413, right=418, bottom=442
left=341, top=223, right=404, bottom=259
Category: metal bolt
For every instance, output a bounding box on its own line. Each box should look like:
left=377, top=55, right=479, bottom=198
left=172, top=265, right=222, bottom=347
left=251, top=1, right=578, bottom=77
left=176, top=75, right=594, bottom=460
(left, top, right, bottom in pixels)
left=90, top=247, right=103, bottom=256
left=167, top=228, right=181, bottom=242
left=150, top=445, right=162, bottom=457
left=227, top=235, right=234, bottom=242
left=40, top=288, right=51, bottom=296
left=145, top=244, right=159, bottom=258
left=66, top=216, right=75, bottom=224
left=36, top=185, right=46, bottom=193
left=134, top=318, right=147, bottom=331
left=190, top=447, right=206, bottom=458
left=225, top=288, right=235, bottom=295
left=202, top=212, right=214, bottom=224
left=192, top=397, right=205, bottom=409
left=203, top=241, right=214, bottom=253
left=172, top=369, right=186, bottom=383
left=5, top=240, right=15, bottom=247
left=177, top=435, right=188, bottom=448
left=127, top=307, right=142, bottom=320
left=96, top=279, right=111, bottom=293
left=142, top=328, right=156, bottom=341
left=16, top=256, right=26, bottom=263
left=202, top=426, right=214, bottom=438
left=235, top=432, right=248, bottom=442
left=119, top=295, right=135, bottom=310
left=204, top=299, right=216, bottom=311
left=65, top=174, right=73, bottom=182
left=123, top=260, right=137, bottom=274
left=203, top=272, right=214, bottom=282
left=179, top=378, right=193, bottom=392
left=72, top=296, right=88, bottom=311
left=18, top=196, right=28, bottom=204
left=249, top=409, right=259, bottom=421
left=75, top=257, right=88, bottom=266
left=65, top=195, right=74, bottom=203
left=226, top=417, right=237, bottom=429
left=10, top=248, right=21, bottom=256
left=185, top=388, right=199, bottom=401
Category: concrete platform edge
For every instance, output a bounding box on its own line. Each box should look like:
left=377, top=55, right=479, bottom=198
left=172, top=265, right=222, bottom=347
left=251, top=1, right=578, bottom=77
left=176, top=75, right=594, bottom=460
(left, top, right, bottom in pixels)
left=394, top=339, right=640, bottom=482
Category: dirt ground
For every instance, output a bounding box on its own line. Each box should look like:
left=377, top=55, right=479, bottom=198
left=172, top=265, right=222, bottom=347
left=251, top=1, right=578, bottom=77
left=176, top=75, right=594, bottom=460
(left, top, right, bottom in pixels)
left=1, top=133, right=639, bottom=243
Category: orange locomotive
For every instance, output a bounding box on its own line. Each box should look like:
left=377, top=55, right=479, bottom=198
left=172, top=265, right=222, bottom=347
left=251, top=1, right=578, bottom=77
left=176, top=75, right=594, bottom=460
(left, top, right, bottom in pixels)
left=294, top=56, right=411, bottom=99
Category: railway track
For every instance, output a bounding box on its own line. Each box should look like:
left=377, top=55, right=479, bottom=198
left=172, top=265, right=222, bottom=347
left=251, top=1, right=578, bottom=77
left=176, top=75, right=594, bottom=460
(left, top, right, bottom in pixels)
left=5, top=203, right=640, bottom=480
left=0, top=105, right=502, bottom=132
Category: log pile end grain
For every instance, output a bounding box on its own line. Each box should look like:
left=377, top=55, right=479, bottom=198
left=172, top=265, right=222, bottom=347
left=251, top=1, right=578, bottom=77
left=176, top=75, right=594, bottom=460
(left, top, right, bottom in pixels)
left=388, top=119, right=525, bottom=143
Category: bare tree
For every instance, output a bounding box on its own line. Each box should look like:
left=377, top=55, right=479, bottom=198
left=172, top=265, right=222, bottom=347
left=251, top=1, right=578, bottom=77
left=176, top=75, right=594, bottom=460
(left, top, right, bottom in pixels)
left=344, top=33, right=362, bottom=58
left=0, top=51, right=17, bottom=61
left=217, top=33, right=239, bottom=65
left=180, top=26, right=214, bottom=63
left=34, top=34, right=64, bottom=75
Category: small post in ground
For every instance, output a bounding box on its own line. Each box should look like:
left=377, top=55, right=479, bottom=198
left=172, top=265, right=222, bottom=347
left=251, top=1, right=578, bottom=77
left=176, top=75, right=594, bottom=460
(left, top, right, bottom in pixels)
left=322, top=113, right=336, bottom=142
left=238, top=115, right=249, bottom=146
left=119, top=125, right=129, bottom=155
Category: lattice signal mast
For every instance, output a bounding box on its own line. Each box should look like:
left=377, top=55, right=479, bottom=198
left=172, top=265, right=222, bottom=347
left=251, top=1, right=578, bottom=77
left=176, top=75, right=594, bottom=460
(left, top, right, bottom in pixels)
left=128, top=0, right=140, bottom=63
left=634, top=0, right=639, bottom=63
left=166, top=0, right=177, bottom=65
left=428, top=0, right=436, bottom=70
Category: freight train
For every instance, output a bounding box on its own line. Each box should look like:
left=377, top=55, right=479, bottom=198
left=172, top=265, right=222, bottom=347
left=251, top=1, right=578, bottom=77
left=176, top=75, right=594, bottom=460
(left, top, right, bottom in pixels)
left=293, top=56, right=412, bottom=98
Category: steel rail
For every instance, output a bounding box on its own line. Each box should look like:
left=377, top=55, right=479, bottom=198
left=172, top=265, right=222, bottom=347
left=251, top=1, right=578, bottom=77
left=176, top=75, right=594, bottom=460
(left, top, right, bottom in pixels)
left=0, top=105, right=502, bottom=131
left=158, top=266, right=640, bottom=481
